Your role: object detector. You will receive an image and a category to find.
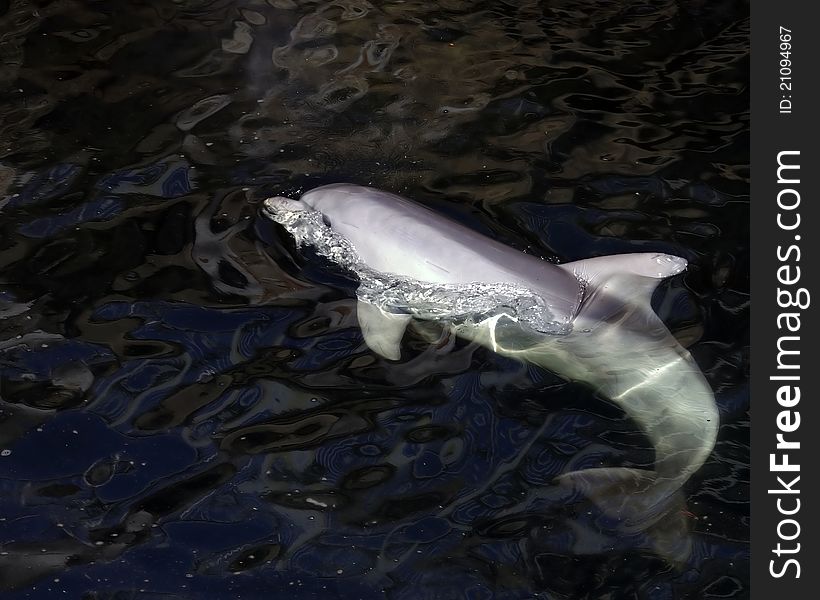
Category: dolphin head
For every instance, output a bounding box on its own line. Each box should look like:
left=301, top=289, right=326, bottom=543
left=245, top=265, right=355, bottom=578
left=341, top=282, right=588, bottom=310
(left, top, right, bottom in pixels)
left=266, top=186, right=362, bottom=230
left=298, top=184, right=372, bottom=227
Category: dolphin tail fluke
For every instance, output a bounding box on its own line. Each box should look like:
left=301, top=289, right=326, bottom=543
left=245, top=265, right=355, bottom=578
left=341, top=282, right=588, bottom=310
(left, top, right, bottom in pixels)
left=554, top=467, right=693, bottom=566
left=554, top=467, right=669, bottom=521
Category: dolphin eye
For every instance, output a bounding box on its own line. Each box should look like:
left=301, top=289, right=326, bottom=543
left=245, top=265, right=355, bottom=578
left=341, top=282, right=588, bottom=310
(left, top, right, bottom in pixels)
left=321, top=214, right=332, bottom=227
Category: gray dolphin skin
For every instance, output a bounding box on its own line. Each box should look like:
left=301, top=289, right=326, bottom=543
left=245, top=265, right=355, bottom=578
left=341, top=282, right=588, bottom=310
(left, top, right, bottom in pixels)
left=263, top=183, right=718, bottom=561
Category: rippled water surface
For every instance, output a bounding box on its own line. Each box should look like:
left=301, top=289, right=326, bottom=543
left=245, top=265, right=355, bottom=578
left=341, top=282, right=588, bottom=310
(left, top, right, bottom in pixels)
left=1, top=1, right=749, bottom=598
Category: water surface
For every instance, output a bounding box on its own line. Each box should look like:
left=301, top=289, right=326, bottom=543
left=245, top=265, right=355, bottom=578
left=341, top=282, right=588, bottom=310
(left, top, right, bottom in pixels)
left=0, top=1, right=749, bottom=598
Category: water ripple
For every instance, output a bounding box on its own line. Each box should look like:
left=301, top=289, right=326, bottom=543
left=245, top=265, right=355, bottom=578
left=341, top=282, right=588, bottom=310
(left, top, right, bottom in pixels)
left=0, top=0, right=747, bottom=597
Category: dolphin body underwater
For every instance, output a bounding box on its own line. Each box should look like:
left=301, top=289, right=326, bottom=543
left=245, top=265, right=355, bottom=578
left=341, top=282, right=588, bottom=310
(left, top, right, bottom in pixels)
left=263, top=183, right=718, bottom=561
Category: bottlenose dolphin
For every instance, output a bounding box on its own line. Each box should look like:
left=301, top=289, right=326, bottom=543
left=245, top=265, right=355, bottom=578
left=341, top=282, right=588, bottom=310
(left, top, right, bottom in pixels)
left=262, top=183, right=718, bottom=559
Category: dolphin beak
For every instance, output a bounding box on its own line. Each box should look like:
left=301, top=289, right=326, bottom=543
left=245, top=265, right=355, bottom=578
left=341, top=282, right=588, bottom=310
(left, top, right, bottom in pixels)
left=655, top=254, right=688, bottom=276
left=263, top=196, right=307, bottom=215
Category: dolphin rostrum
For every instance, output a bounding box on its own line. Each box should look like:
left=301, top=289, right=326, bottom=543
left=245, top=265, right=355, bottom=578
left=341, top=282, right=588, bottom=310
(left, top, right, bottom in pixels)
left=262, top=183, right=718, bottom=559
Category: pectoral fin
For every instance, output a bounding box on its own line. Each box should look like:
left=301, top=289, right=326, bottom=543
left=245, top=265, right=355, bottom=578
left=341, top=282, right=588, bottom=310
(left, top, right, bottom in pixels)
left=356, top=301, right=411, bottom=360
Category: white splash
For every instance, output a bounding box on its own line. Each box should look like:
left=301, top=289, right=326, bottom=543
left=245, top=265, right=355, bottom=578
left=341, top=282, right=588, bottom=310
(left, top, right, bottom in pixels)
left=264, top=200, right=571, bottom=334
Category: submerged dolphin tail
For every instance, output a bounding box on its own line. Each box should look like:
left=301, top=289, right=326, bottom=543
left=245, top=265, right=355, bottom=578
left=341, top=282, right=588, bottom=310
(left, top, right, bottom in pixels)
left=543, top=253, right=717, bottom=563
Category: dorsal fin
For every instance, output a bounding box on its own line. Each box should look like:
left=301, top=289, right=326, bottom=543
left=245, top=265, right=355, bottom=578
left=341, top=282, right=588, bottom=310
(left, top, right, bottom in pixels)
left=557, top=253, right=688, bottom=328
left=560, top=253, right=687, bottom=305
left=559, top=252, right=687, bottom=284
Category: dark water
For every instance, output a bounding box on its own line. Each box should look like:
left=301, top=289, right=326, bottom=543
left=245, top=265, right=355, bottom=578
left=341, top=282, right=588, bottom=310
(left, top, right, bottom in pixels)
left=0, top=0, right=749, bottom=598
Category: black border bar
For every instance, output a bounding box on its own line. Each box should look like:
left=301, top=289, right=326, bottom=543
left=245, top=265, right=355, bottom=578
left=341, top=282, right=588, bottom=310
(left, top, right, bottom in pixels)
left=752, top=3, right=819, bottom=597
